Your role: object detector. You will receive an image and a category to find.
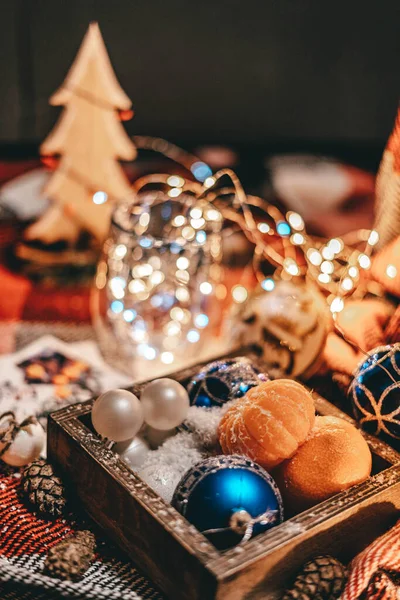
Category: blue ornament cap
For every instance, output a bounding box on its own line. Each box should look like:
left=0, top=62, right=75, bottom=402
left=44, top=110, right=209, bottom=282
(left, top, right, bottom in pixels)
left=349, top=343, right=400, bottom=443
left=172, top=454, right=284, bottom=550
left=187, top=357, right=268, bottom=408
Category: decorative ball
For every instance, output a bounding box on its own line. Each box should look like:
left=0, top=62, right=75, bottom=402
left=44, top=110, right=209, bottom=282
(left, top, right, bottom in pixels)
left=187, top=356, right=268, bottom=407
left=92, top=389, right=143, bottom=442
left=218, top=379, right=315, bottom=470
left=228, top=279, right=329, bottom=379
left=114, top=436, right=150, bottom=469
left=0, top=420, right=45, bottom=467
left=276, top=416, right=372, bottom=513
left=172, top=454, right=283, bottom=549
left=140, top=378, right=190, bottom=431
left=349, top=343, right=400, bottom=443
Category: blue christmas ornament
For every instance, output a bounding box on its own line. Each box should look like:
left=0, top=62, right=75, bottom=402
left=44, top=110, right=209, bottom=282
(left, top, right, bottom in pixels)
left=172, top=454, right=283, bottom=549
left=187, top=357, right=268, bottom=407
left=349, top=343, right=400, bottom=443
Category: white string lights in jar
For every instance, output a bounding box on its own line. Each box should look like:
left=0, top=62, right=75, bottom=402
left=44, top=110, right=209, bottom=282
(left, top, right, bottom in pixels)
left=94, top=185, right=223, bottom=374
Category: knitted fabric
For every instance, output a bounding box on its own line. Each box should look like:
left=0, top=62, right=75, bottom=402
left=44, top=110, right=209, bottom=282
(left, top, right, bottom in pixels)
left=341, top=520, right=400, bottom=599
left=374, top=105, right=400, bottom=249
left=0, top=467, right=163, bottom=599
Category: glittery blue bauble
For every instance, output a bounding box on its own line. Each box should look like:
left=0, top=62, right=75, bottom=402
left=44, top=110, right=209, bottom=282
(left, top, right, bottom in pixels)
left=187, top=357, right=268, bottom=407
left=172, top=455, right=283, bottom=549
left=349, top=343, right=400, bottom=443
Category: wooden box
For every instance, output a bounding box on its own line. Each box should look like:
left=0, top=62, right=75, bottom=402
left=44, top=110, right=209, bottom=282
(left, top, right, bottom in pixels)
left=47, top=356, right=400, bottom=600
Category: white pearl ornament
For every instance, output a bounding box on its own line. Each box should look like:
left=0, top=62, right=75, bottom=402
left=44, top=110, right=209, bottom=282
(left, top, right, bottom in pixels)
left=1, top=421, right=45, bottom=467
left=92, top=389, right=144, bottom=442
left=141, top=379, right=190, bottom=431
left=139, top=463, right=181, bottom=503
left=115, top=436, right=150, bottom=469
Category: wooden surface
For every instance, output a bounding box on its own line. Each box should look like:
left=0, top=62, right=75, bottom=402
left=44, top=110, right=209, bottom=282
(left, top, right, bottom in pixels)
left=48, top=354, right=400, bottom=600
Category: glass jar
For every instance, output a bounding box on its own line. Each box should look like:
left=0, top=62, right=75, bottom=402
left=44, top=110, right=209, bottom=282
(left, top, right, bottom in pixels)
left=92, top=191, right=223, bottom=378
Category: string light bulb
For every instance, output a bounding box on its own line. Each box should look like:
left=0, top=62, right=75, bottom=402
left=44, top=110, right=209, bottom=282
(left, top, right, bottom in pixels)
left=169, top=187, right=182, bottom=198
left=330, top=297, right=344, bottom=314
left=322, top=247, right=335, bottom=260
left=93, top=190, right=108, bottom=205
left=173, top=215, right=186, bottom=227
left=283, top=258, right=300, bottom=276
left=232, top=285, right=248, bottom=303
left=204, top=176, right=216, bottom=188
left=321, top=260, right=334, bottom=274
left=368, top=230, right=379, bottom=246
left=190, top=207, right=203, bottom=219
left=327, top=238, right=343, bottom=254
left=318, top=273, right=331, bottom=284
left=307, top=249, right=322, bottom=266
left=261, top=278, right=275, bottom=291
left=348, top=266, right=359, bottom=278
left=287, top=212, right=304, bottom=231
left=161, top=352, right=174, bottom=364
left=257, top=222, right=270, bottom=234
left=358, top=254, right=371, bottom=269
left=341, top=277, right=354, bottom=291
left=167, top=175, right=185, bottom=188
left=200, top=282, right=213, bottom=295
left=386, top=264, right=397, bottom=279
left=291, top=233, right=305, bottom=245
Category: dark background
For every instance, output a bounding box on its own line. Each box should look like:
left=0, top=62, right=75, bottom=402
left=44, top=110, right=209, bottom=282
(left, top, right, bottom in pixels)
left=1, top=0, right=400, bottom=169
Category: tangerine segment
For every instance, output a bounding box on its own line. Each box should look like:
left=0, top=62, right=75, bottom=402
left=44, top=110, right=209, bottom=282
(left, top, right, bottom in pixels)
left=232, top=414, right=274, bottom=467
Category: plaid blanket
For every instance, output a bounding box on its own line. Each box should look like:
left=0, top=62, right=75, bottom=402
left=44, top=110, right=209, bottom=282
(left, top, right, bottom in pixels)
left=0, top=463, right=163, bottom=600
left=0, top=325, right=163, bottom=599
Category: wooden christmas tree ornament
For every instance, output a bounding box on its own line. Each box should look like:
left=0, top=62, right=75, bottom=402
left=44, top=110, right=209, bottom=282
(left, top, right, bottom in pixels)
left=24, top=22, right=136, bottom=254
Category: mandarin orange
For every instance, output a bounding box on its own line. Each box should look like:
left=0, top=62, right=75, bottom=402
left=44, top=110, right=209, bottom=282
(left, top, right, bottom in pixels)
left=218, top=379, right=315, bottom=470
left=276, top=416, right=372, bottom=512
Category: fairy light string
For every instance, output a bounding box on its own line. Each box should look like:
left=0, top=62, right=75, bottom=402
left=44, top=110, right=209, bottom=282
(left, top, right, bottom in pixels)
left=39, top=80, right=387, bottom=316
left=42, top=130, right=384, bottom=316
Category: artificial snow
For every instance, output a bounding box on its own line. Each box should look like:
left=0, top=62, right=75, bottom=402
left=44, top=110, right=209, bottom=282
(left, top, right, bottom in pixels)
left=135, top=404, right=233, bottom=502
